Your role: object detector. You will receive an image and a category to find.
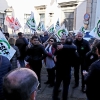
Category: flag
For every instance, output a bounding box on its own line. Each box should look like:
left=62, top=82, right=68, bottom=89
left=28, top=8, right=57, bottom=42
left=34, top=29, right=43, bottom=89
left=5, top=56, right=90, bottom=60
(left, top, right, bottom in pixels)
left=14, top=18, right=21, bottom=30
left=54, top=18, right=60, bottom=31
left=47, top=24, right=54, bottom=34
left=0, top=31, right=16, bottom=60
left=89, top=19, right=100, bottom=39
left=55, top=24, right=68, bottom=38
left=79, top=26, right=85, bottom=33
left=37, top=21, right=45, bottom=31
left=4, top=16, right=21, bottom=31
left=26, top=11, right=37, bottom=32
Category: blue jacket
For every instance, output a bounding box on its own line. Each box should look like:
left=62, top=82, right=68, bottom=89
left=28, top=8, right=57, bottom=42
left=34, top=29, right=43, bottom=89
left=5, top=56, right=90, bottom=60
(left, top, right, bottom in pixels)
left=0, top=55, right=11, bottom=100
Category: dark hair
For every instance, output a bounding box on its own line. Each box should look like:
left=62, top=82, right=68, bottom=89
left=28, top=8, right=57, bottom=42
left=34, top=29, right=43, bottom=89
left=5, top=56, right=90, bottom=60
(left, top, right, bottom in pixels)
left=3, top=68, right=39, bottom=100
left=65, top=37, right=73, bottom=45
left=3, top=33, right=9, bottom=37
left=96, top=42, right=100, bottom=55
left=18, top=32, right=23, bottom=36
left=31, top=36, right=38, bottom=40
left=49, top=37, right=57, bottom=42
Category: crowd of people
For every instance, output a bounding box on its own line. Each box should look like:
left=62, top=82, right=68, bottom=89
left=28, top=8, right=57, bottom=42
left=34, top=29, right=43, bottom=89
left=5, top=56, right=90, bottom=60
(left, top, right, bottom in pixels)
left=0, top=30, right=100, bottom=100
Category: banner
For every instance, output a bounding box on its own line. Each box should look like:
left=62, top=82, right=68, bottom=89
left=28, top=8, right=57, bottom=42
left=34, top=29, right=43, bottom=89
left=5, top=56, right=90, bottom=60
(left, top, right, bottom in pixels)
left=0, top=31, right=16, bottom=60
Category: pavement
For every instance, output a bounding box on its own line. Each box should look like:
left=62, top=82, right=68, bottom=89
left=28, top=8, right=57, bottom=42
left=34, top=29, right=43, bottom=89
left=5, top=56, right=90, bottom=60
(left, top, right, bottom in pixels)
left=36, top=66, right=87, bottom=100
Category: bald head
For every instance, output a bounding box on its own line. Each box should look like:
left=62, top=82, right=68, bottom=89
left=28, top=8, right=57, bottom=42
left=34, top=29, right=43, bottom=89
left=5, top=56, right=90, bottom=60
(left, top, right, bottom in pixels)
left=76, top=32, right=83, bottom=41
left=3, top=68, right=39, bottom=100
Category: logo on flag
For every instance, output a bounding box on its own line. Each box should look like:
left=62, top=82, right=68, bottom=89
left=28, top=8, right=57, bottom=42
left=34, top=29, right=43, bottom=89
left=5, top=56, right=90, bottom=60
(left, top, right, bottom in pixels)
left=26, top=11, right=37, bottom=31
left=97, top=20, right=100, bottom=37
left=0, top=31, right=16, bottom=60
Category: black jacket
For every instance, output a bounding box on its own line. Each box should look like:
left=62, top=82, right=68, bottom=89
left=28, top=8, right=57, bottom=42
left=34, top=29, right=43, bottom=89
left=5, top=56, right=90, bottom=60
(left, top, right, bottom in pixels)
left=54, top=44, right=78, bottom=67
left=74, top=39, right=90, bottom=59
left=26, top=44, right=47, bottom=67
left=84, top=51, right=98, bottom=71
left=0, top=55, right=11, bottom=100
left=85, top=59, right=100, bottom=100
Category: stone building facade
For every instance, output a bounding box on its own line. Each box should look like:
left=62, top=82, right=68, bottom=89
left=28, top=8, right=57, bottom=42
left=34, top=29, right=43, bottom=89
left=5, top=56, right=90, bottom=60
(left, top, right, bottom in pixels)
left=0, top=0, right=99, bottom=33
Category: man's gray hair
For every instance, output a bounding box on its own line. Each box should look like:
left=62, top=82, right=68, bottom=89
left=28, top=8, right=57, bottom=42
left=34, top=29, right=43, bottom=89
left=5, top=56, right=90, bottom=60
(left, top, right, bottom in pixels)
left=3, top=68, right=39, bottom=100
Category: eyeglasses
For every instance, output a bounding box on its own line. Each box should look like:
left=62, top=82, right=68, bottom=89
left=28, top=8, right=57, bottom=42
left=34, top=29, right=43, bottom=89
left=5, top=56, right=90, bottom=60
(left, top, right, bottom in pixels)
left=49, top=40, right=54, bottom=42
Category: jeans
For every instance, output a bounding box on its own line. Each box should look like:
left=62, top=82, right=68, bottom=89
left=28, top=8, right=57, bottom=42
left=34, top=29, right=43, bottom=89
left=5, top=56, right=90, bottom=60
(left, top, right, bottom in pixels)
left=19, top=59, right=25, bottom=67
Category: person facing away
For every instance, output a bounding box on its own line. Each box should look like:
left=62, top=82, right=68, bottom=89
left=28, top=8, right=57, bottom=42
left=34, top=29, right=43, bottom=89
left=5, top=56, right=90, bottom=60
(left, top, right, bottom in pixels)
left=3, top=68, right=39, bottom=100
left=8, top=37, right=20, bottom=69
left=15, top=32, right=28, bottom=67
left=0, top=55, right=11, bottom=100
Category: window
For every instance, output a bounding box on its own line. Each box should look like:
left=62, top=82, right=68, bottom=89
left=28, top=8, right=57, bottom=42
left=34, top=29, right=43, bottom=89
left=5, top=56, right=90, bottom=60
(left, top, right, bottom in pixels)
left=64, top=12, right=74, bottom=31
left=24, top=14, right=31, bottom=33
left=39, top=13, right=45, bottom=23
left=0, top=13, right=5, bottom=32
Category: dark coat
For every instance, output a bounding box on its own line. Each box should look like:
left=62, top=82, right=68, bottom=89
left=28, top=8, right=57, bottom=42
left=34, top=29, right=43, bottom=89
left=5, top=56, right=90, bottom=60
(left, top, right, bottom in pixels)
left=85, top=59, right=100, bottom=100
left=15, top=37, right=28, bottom=59
left=74, top=39, right=90, bottom=59
left=84, top=51, right=98, bottom=71
left=0, top=55, right=11, bottom=100
left=26, top=44, right=47, bottom=68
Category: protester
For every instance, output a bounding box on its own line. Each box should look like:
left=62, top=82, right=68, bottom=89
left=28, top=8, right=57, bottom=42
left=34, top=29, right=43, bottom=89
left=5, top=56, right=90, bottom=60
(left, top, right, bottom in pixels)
left=0, top=55, right=11, bottom=100
left=3, top=68, right=39, bottom=100
left=8, top=37, right=20, bottom=69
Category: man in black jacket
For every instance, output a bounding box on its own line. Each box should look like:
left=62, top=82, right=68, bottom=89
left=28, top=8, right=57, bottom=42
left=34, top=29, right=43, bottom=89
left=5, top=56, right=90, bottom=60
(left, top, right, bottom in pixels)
left=52, top=37, right=78, bottom=100
left=73, top=32, right=90, bottom=92
left=26, top=36, right=47, bottom=90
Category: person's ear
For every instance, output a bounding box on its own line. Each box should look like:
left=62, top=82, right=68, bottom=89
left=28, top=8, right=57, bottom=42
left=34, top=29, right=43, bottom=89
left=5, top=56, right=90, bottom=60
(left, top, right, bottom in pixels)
left=30, top=91, right=37, bottom=100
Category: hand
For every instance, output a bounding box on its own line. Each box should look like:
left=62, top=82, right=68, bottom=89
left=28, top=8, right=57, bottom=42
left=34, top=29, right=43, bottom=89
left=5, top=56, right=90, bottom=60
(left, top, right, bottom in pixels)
left=43, top=43, right=46, bottom=47
left=57, top=44, right=63, bottom=50
left=83, top=70, right=88, bottom=76
left=54, top=56, right=57, bottom=62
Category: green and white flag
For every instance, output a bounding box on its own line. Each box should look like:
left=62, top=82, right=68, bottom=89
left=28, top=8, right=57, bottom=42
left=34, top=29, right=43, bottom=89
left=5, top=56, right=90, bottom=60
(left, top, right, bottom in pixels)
left=79, top=26, right=85, bottom=33
left=55, top=24, right=68, bottom=39
left=47, top=24, right=54, bottom=34
left=37, top=21, right=45, bottom=31
left=26, top=11, right=36, bottom=32
left=89, top=19, right=100, bottom=39
left=55, top=18, right=60, bottom=32
left=0, top=31, right=16, bottom=60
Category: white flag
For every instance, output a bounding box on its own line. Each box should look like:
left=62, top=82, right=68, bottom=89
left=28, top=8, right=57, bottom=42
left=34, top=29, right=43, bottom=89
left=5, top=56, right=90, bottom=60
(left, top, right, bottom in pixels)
left=37, top=21, right=45, bottom=31
left=89, top=19, right=100, bottom=39
left=26, top=11, right=37, bottom=32
left=55, top=24, right=68, bottom=39
left=47, top=24, right=54, bottom=34
left=0, top=31, right=16, bottom=60
left=54, top=18, right=60, bottom=31
left=79, top=26, right=85, bottom=33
